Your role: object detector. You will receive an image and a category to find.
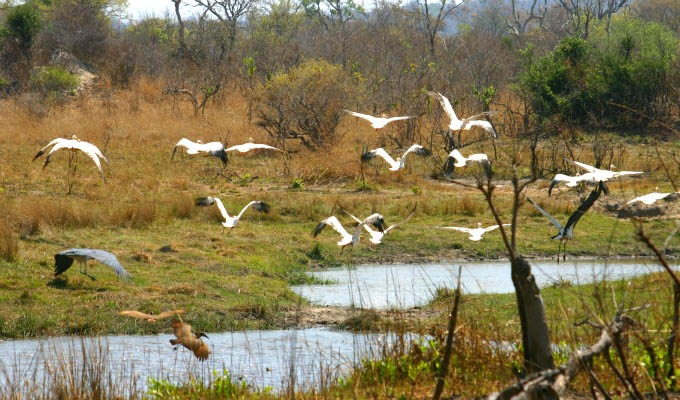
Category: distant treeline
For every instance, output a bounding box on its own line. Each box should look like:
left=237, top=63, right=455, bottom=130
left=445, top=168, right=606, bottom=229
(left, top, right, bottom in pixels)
left=0, top=0, right=678, bottom=136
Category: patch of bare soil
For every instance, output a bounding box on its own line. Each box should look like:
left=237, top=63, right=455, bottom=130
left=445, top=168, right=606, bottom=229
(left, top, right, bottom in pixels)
left=283, top=305, right=440, bottom=329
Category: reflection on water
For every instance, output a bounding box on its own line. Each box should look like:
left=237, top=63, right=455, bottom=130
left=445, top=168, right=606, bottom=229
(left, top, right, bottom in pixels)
left=0, top=327, right=409, bottom=393
left=293, top=259, right=660, bottom=309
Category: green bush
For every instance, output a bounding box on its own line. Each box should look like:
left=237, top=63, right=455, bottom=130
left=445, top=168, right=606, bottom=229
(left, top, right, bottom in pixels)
left=31, top=66, right=79, bottom=94
left=518, top=17, right=678, bottom=132
left=4, top=4, right=41, bottom=49
left=254, top=59, right=363, bottom=147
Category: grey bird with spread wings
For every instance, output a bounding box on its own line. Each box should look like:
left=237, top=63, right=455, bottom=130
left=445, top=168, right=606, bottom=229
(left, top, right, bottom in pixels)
left=527, top=182, right=605, bottom=261
left=33, top=135, right=109, bottom=181
left=54, top=248, right=131, bottom=281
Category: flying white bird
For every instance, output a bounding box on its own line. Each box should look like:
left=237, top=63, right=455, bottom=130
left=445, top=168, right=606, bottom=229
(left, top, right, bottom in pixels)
left=427, top=91, right=497, bottom=138
left=441, top=222, right=510, bottom=241
left=344, top=207, right=416, bottom=245
left=195, top=197, right=270, bottom=230
left=54, top=248, right=130, bottom=281
left=172, top=138, right=227, bottom=165
left=568, top=160, right=643, bottom=183
left=527, top=182, right=605, bottom=261
left=225, top=143, right=283, bottom=154
left=446, top=149, right=491, bottom=175
left=33, top=135, right=109, bottom=181
left=343, top=110, right=415, bottom=130
left=312, top=216, right=363, bottom=252
left=361, top=144, right=431, bottom=171
left=548, top=172, right=599, bottom=196
left=627, top=191, right=679, bottom=205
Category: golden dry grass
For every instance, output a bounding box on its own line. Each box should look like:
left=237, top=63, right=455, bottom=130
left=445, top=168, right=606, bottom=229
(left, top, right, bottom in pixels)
left=0, top=220, right=18, bottom=261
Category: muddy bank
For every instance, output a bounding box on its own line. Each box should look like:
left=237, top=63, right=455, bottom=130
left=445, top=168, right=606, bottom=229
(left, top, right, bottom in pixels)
left=283, top=306, right=440, bottom=330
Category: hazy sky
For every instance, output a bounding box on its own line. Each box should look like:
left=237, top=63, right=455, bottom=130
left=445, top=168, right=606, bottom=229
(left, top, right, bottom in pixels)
left=126, top=0, right=175, bottom=20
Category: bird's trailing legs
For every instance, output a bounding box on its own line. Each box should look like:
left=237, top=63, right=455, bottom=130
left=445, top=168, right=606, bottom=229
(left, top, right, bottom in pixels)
left=78, top=260, right=97, bottom=281
left=67, top=151, right=78, bottom=195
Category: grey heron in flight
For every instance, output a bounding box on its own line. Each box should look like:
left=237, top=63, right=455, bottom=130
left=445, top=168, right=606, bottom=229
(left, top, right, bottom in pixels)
left=54, top=248, right=131, bottom=281
left=427, top=91, right=497, bottom=138
left=527, top=182, right=605, bottom=261
left=361, top=144, right=430, bottom=171
left=195, top=197, right=270, bottom=230
left=343, top=110, right=416, bottom=130
left=33, top=135, right=109, bottom=182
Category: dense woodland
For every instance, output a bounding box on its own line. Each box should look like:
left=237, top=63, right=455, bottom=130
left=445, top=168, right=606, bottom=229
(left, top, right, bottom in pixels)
left=0, top=0, right=678, bottom=145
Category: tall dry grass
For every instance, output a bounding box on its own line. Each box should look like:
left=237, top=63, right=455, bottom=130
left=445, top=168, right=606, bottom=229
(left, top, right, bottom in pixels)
left=0, top=220, right=18, bottom=262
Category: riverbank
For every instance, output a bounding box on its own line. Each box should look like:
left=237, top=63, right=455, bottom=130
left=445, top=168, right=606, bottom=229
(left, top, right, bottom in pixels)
left=1, top=97, right=680, bottom=339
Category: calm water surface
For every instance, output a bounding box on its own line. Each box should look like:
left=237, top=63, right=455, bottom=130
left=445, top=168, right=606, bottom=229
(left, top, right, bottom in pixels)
left=292, top=259, right=662, bottom=309
left=0, top=327, right=409, bottom=393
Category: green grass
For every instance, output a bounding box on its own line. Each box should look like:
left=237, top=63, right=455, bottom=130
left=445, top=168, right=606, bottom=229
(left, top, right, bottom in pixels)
left=0, top=181, right=677, bottom=338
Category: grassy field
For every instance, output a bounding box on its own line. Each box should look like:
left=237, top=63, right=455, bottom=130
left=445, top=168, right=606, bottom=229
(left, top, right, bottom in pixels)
left=1, top=84, right=680, bottom=339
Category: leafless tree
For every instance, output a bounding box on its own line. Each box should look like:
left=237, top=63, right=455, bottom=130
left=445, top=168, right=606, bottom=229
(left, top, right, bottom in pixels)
left=192, top=0, right=260, bottom=62
left=555, top=0, right=630, bottom=38
left=506, top=0, right=546, bottom=43
left=414, top=0, right=463, bottom=59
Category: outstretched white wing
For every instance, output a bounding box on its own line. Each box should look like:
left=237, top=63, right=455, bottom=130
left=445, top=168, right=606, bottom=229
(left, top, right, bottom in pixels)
left=235, top=200, right=270, bottom=219
left=73, top=141, right=107, bottom=179
left=34, top=138, right=68, bottom=160
left=484, top=224, right=510, bottom=232
left=369, top=148, right=399, bottom=170
left=569, top=160, right=597, bottom=173
left=173, top=138, right=200, bottom=155
left=343, top=110, right=380, bottom=125
left=225, top=143, right=281, bottom=153
left=212, top=197, right=231, bottom=220
left=401, top=144, right=430, bottom=161
left=318, top=216, right=351, bottom=238
left=462, top=120, right=496, bottom=138
left=385, top=116, right=415, bottom=123
left=427, top=91, right=459, bottom=124
left=441, top=226, right=473, bottom=234
left=384, top=208, right=416, bottom=234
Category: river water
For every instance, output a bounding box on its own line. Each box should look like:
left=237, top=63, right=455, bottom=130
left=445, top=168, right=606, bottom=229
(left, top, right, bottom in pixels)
left=292, top=259, right=661, bottom=309
left=0, top=259, right=663, bottom=394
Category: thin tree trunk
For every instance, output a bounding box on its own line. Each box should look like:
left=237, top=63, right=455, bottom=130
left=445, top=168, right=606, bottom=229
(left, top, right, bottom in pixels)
left=432, top=268, right=462, bottom=400
left=173, top=0, right=187, bottom=57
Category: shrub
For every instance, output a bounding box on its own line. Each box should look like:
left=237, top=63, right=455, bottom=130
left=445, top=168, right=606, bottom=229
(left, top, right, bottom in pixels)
left=31, top=66, right=79, bottom=94
left=254, top=59, right=363, bottom=148
left=3, top=4, right=42, bottom=50
left=518, top=17, right=678, bottom=132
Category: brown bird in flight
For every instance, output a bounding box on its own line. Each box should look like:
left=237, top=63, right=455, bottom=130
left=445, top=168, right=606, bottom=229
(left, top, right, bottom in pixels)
left=170, top=320, right=211, bottom=361
left=118, top=309, right=185, bottom=323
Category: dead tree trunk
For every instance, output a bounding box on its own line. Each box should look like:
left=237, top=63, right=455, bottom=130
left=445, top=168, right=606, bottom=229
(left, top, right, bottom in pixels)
left=511, top=256, right=555, bottom=372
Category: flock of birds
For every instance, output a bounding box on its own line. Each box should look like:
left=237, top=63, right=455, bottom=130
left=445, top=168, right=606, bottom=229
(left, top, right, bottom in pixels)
left=27, top=90, right=675, bottom=360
